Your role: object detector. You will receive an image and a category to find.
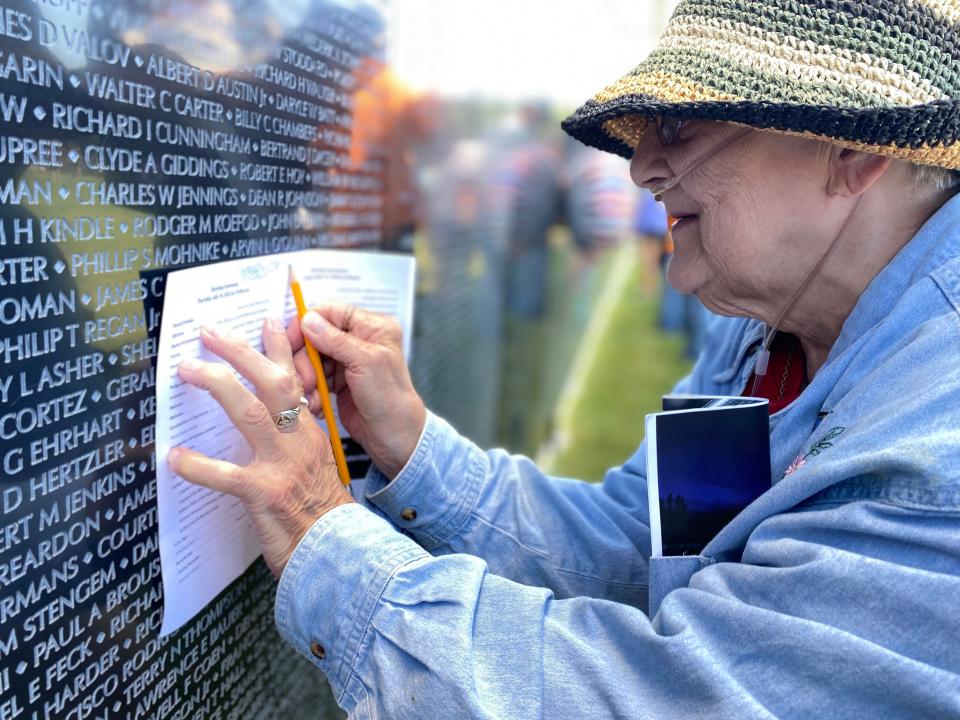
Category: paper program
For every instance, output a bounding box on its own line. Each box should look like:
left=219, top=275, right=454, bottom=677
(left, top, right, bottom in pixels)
left=156, top=249, right=415, bottom=635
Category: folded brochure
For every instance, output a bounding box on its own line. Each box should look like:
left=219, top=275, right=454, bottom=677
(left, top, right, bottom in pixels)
left=646, top=395, right=771, bottom=557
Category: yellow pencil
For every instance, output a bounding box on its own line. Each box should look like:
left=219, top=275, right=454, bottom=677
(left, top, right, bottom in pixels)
left=288, top=266, right=351, bottom=486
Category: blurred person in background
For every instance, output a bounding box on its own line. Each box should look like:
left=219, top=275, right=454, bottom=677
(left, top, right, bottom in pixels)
left=349, top=66, right=439, bottom=252
left=634, top=187, right=673, bottom=296
left=170, top=0, right=960, bottom=717
left=634, top=193, right=712, bottom=358
left=563, top=141, right=638, bottom=259
left=562, top=140, right=639, bottom=326
left=491, top=104, right=563, bottom=451
left=498, top=104, right=561, bottom=320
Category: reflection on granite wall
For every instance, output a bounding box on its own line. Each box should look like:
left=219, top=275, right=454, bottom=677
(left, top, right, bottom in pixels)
left=0, top=2, right=639, bottom=716
left=0, top=0, right=389, bottom=716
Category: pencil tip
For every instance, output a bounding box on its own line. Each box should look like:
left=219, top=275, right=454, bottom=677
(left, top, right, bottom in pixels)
left=288, top=265, right=297, bottom=284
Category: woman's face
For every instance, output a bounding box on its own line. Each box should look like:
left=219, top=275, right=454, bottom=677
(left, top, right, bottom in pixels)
left=630, top=120, right=837, bottom=320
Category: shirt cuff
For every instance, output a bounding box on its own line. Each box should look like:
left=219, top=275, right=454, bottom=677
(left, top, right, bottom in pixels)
left=363, top=411, right=488, bottom=549
left=275, top=503, right=430, bottom=709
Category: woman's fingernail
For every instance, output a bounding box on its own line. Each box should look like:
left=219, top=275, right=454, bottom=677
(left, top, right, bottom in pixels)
left=179, top=358, right=203, bottom=375
left=267, top=317, right=284, bottom=332
left=201, top=325, right=222, bottom=340
left=302, top=311, right=324, bottom=334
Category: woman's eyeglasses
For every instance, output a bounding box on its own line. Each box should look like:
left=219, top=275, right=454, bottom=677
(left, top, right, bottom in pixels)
left=649, top=120, right=751, bottom=199
left=656, top=116, right=686, bottom=147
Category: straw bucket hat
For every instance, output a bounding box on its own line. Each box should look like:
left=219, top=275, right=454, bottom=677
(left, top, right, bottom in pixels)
left=561, top=0, right=960, bottom=169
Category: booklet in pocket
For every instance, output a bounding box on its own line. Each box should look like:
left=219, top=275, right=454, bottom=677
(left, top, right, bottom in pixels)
left=646, top=395, right=771, bottom=557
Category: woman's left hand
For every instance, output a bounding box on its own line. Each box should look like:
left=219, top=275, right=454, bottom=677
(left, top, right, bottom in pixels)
left=167, top=318, right=354, bottom=578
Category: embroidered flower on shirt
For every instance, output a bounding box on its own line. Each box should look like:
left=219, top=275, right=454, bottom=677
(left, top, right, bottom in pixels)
left=781, top=426, right=846, bottom=478
left=784, top=454, right=807, bottom=476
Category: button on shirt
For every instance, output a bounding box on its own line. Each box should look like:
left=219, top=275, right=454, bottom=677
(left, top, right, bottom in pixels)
left=275, top=195, right=960, bottom=718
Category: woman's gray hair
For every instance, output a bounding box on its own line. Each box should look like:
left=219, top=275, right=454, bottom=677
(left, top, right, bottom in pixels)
left=911, top=164, right=960, bottom=193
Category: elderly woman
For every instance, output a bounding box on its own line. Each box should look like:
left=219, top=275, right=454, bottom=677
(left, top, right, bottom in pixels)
left=169, top=1, right=960, bottom=717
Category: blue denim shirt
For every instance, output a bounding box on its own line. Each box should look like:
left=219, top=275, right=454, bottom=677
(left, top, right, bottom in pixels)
left=275, top=195, right=960, bottom=719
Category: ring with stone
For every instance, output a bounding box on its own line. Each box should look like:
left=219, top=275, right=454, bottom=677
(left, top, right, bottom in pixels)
left=272, top=396, right=309, bottom=433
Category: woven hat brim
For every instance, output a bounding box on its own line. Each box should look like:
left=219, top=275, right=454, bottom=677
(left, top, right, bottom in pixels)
left=561, top=96, right=960, bottom=169
left=562, top=0, right=960, bottom=170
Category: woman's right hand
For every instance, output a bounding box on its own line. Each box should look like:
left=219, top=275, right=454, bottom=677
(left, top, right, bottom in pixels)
left=287, top=305, right=426, bottom=479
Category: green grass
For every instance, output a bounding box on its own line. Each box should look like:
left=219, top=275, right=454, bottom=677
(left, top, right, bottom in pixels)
left=546, top=250, right=693, bottom=482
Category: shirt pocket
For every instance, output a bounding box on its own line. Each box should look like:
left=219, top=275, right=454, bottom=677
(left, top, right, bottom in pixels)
left=648, top=554, right=714, bottom=617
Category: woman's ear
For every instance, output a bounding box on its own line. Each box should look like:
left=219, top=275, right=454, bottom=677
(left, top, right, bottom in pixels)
left=826, top=147, right=892, bottom=197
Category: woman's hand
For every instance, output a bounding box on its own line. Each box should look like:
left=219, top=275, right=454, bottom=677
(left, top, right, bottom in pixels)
left=287, top=305, right=426, bottom=479
left=168, top=319, right=354, bottom=577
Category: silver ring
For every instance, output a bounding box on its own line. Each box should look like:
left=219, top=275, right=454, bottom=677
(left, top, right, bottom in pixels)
left=272, top=396, right=309, bottom=433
